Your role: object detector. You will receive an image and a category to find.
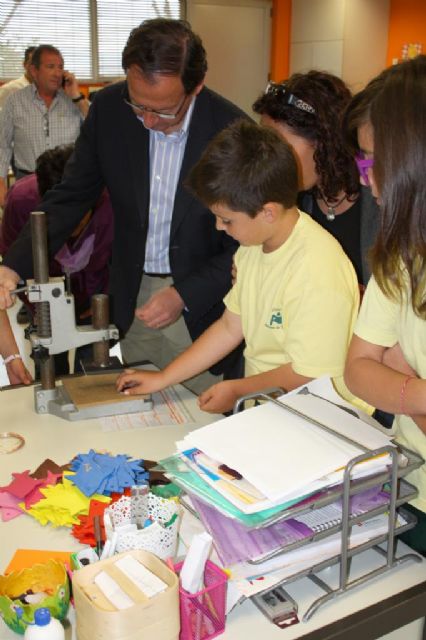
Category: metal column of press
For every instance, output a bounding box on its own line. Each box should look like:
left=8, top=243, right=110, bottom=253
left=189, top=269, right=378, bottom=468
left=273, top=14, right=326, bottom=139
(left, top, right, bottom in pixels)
left=30, top=211, right=55, bottom=390
left=91, top=293, right=110, bottom=367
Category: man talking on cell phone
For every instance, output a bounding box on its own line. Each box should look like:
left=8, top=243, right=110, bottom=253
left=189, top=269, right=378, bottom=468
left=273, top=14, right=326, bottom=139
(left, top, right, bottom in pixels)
left=0, top=44, right=90, bottom=207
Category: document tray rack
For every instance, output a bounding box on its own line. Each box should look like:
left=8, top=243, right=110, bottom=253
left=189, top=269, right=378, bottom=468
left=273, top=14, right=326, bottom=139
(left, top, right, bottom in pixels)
left=246, top=478, right=417, bottom=564
left=232, top=389, right=424, bottom=621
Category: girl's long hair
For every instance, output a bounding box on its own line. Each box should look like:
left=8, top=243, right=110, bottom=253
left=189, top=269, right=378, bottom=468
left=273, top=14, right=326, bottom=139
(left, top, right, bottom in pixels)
left=370, top=55, right=426, bottom=317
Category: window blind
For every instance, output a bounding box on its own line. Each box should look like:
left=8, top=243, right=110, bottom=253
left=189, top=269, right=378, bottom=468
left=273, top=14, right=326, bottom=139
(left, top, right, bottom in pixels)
left=0, top=0, right=183, bottom=81
left=97, top=0, right=182, bottom=77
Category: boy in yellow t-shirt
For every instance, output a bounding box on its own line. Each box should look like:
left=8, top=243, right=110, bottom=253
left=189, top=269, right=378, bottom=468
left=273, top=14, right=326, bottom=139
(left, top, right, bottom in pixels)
left=117, top=120, right=359, bottom=413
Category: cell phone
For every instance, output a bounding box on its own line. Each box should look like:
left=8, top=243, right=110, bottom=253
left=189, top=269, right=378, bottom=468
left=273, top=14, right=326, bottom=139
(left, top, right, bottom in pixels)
left=61, top=75, right=66, bottom=88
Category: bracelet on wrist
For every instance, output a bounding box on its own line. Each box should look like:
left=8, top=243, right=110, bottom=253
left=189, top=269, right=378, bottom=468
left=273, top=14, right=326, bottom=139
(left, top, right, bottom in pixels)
left=4, top=354, right=22, bottom=365
left=72, top=93, right=85, bottom=103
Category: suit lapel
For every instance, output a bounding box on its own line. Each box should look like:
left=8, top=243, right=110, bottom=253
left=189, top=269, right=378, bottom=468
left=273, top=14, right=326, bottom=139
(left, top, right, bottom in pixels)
left=120, top=98, right=150, bottom=225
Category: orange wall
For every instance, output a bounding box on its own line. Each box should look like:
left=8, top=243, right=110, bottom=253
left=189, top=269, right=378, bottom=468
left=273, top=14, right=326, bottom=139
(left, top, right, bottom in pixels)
left=270, top=0, right=291, bottom=81
left=387, top=0, right=426, bottom=65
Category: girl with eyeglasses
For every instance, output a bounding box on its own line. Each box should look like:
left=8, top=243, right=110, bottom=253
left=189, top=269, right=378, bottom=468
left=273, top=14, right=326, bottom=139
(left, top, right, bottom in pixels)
left=253, top=71, right=379, bottom=288
left=344, top=55, right=426, bottom=556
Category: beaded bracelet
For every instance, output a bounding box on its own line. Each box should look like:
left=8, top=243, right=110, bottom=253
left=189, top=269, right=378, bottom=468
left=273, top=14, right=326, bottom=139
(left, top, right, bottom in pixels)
left=3, top=354, right=22, bottom=365
left=400, top=375, right=416, bottom=415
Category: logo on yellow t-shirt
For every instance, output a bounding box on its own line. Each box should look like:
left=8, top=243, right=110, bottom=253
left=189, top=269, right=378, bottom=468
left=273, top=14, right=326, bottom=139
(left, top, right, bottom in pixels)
left=265, top=309, right=283, bottom=329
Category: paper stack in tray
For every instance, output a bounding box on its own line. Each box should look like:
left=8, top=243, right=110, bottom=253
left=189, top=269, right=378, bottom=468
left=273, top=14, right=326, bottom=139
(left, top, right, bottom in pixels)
left=160, top=378, right=411, bottom=597
left=163, top=377, right=396, bottom=516
left=176, top=395, right=393, bottom=511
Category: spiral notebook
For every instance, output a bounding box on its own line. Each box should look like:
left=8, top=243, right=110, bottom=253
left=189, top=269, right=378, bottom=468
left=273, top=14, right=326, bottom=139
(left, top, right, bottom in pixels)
left=294, top=502, right=361, bottom=533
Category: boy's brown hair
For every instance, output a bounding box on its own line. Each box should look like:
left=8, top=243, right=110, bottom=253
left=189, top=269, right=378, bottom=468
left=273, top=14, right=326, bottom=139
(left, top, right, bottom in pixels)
left=187, top=119, right=298, bottom=217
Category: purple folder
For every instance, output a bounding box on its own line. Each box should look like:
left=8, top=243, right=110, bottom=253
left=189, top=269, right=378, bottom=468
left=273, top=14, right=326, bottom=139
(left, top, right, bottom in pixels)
left=189, top=486, right=390, bottom=566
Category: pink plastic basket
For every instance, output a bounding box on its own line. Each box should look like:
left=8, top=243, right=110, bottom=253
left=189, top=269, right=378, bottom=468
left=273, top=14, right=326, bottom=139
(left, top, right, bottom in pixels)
left=175, top=560, right=228, bottom=640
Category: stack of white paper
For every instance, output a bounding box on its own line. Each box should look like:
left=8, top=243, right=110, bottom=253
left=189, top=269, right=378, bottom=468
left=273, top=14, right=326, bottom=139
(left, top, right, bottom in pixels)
left=178, top=379, right=393, bottom=511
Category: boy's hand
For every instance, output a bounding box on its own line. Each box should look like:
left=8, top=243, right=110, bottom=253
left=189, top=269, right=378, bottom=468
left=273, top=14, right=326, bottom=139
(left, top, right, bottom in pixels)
left=198, top=380, right=240, bottom=414
left=116, top=368, right=165, bottom=395
left=6, top=359, right=33, bottom=385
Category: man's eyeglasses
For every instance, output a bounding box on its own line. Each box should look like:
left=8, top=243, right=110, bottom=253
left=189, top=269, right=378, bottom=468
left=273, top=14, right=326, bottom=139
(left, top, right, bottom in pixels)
left=123, top=93, right=187, bottom=120
left=355, top=152, right=374, bottom=186
left=264, top=82, right=316, bottom=114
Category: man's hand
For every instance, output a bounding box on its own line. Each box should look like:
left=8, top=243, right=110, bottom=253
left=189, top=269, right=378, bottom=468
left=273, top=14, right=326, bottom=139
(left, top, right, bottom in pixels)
left=198, top=380, right=240, bottom=414
left=135, top=286, right=184, bottom=329
left=6, top=359, right=32, bottom=385
left=63, top=71, right=90, bottom=117
left=63, top=70, right=80, bottom=98
left=116, top=368, right=166, bottom=395
left=0, top=177, right=7, bottom=208
left=0, top=266, right=21, bottom=309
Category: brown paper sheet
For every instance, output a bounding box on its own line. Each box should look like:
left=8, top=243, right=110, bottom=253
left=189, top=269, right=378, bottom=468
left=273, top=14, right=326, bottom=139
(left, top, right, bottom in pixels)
left=62, top=373, right=149, bottom=409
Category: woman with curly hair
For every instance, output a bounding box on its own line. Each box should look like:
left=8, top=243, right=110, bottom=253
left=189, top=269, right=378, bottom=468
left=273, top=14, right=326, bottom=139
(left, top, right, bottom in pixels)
left=344, top=55, right=426, bottom=555
left=253, top=70, right=379, bottom=287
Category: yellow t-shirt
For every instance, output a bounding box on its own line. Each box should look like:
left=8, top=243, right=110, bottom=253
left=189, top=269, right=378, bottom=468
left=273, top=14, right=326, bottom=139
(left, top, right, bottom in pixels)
left=355, top=275, right=426, bottom=513
left=224, top=210, right=361, bottom=406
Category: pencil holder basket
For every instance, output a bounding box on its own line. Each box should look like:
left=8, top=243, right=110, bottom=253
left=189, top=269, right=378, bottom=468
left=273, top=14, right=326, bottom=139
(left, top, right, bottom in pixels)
left=175, top=560, right=228, bottom=640
left=72, top=550, right=180, bottom=640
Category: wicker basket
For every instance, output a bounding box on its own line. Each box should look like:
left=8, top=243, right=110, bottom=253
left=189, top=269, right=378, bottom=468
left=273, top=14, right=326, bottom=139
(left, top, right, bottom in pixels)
left=72, top=550, right=180, bottom=640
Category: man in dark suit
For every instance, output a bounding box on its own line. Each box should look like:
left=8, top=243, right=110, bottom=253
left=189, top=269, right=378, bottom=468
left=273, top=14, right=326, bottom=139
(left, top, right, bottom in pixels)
left=0, top=19, right=246, bottom=392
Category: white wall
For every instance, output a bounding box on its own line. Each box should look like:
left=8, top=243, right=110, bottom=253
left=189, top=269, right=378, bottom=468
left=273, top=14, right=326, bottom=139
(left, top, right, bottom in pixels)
left=342, top=0, right=390, bottom=91
left=291, top=0, right=346, bottom=77
left=187, top=0, right=272, bottom=115
left=290, top=0, right=390, bottom=90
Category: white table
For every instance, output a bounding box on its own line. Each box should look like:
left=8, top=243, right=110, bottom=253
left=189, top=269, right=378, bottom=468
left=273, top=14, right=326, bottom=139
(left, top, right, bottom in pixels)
left=0, top=382, right=425, bottom=640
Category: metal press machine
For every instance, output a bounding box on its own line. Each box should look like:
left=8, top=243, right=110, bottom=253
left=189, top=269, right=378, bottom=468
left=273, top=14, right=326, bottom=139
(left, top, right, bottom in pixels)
left=17, top=211, right=152, bottom=421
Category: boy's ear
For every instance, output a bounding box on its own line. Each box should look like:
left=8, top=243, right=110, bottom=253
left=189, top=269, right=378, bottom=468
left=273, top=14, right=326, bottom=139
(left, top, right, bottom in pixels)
left=261, top=202, right=280, bottom=223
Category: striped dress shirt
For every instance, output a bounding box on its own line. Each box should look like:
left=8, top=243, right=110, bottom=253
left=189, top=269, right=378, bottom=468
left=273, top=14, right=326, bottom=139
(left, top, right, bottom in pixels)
left=0, top=83, right=83, bottom=177
left=142, top=98, right=195, bottom=274
left=0, top=74, right=30, bottom=109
